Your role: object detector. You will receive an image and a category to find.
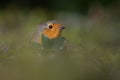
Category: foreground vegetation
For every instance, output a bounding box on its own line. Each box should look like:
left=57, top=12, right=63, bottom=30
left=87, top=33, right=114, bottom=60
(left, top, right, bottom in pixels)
left=0, top=8, right=120, bottom=80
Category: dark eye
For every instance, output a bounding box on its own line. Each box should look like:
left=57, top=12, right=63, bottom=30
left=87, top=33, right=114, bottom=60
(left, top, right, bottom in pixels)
left=48, top=25, right=53, bottom=29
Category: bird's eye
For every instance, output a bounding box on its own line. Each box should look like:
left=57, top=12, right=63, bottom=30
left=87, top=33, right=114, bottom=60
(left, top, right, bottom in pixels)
left=48, top=25, right=53, bottom=29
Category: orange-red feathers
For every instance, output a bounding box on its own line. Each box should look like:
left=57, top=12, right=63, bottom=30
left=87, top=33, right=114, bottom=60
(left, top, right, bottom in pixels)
left=43, top=23, right=63, bottom=39
left=32, top=21, right=65, bottom=44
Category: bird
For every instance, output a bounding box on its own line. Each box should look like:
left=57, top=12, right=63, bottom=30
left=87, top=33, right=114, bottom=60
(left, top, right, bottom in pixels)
left=32, top=20, right=66, bottom=50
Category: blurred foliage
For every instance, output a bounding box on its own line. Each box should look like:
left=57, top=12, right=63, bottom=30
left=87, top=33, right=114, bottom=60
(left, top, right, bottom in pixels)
left=0, top=0, right=120, bottom=80
left=0, top=9, right=120, bottom=80
left=0, top=0, right=119, bottom=15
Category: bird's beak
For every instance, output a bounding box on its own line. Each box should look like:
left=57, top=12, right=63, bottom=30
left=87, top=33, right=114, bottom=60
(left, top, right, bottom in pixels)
left=60, top=26, right=65, bottom=30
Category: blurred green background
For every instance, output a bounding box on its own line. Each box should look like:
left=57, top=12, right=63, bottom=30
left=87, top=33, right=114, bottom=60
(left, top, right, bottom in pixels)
left=0, top=0, right=120, bottom=80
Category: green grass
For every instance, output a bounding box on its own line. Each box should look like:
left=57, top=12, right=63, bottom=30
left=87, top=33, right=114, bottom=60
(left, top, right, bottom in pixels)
left=0, top=8, right=120, bottom=80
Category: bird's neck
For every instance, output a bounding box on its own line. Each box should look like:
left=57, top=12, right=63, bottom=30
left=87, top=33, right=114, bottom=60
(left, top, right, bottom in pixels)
left=43, top=30, right=62, bottom=39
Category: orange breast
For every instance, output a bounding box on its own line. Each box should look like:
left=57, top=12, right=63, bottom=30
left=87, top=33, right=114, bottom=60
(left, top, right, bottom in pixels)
left=43, top=24, right=62, bottom=39
left=43, top=29, right=61, bottom=39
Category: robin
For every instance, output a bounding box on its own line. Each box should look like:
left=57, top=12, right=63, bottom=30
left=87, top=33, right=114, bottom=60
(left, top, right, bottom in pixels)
left=32, top=20, right=66, bottom=49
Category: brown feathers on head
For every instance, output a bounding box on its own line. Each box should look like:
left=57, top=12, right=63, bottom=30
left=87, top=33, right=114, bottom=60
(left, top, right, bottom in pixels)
left=32, top=20, right=65, bottom=44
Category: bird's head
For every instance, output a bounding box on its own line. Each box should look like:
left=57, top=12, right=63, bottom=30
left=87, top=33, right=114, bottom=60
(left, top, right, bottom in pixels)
left=32, top=20, right=65, bottom=44
left=42, top=21, right=65, bottom=39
